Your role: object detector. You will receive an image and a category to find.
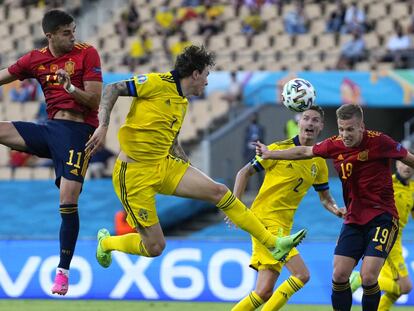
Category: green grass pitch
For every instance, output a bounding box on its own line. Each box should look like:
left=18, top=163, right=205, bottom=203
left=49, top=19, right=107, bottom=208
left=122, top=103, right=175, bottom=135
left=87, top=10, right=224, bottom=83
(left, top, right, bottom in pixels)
left=2, top=300, right=414, bottom=311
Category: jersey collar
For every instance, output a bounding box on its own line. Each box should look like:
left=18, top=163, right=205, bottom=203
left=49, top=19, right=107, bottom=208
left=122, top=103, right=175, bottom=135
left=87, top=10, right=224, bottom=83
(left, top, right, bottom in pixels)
left=170, top=70, right=184, bottom=97
left=395, top=172, right=409, bottom=186
left=293, top=135, right=301, bottom=146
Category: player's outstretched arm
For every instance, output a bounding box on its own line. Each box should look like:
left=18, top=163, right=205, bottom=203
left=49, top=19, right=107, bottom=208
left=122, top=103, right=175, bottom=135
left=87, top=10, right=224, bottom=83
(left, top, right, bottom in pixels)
left=234, top=162, right=256, bottom=200
left=255, top=141, right=314, bottom=160
left=401, top=151, right=414, bottom=169
left=318, top=190, right=346, bottom=218
left=0, top=68, right=18, bottom=85
left=85, top=81, right=129, bottom=155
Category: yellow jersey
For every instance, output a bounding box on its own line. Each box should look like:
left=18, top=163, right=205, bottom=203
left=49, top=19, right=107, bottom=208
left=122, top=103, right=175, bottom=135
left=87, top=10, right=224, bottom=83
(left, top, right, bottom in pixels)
left=392, top=174, right=414, bottom=232
left=119, top=71, right=188, bottom=162
left=250, top=136, right=329, bottom=229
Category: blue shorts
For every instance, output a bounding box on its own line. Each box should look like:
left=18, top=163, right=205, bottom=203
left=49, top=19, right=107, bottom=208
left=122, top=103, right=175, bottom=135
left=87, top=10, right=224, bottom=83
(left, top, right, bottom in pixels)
left=13, top=120, right=95, bottom=187
left=334, top=213, right=399, bottom=261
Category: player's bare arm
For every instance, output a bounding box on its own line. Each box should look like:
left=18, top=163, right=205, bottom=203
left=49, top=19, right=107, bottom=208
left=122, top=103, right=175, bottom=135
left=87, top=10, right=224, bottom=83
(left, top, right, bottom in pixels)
left=401, top=151, right=414, bottom=169
left=255, top=141, right=314, bottom=160
left=85, top=81, right=129, bottom=155
left=169, top=136, right=189, bottom=162
left=0, top=68, right=18, bottom=85
left=56, top=69, right=101, bottom=109
left=318, top=190, right=346, bottom=218
left=233, top=163, right=256, bottom=200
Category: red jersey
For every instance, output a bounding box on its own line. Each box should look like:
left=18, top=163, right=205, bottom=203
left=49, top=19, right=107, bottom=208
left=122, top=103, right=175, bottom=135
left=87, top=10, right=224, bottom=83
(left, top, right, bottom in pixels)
left=8, top=43, right=102, bottom=128
left=313, top=130, right=407, bottom=225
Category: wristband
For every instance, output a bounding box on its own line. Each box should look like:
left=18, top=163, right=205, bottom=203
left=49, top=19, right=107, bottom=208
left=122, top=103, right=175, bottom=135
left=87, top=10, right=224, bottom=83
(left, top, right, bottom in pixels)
left=66, top=84, right=76, bottom=93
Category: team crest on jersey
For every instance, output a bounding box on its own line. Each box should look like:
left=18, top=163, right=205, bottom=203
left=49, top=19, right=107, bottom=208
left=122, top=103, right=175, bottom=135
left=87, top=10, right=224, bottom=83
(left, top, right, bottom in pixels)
left=64, top=60, right=75, bottom=75
left=357, top=149, right=369, bottom=161
left=37, top=64, right=46, bottom=71
left=138, top=209, right=149, bottom=221
left=137, top=75, right=148, bottom=84
left=50, top=64, right=59, bottom=73
left=310, top=164, right=317, bottom=177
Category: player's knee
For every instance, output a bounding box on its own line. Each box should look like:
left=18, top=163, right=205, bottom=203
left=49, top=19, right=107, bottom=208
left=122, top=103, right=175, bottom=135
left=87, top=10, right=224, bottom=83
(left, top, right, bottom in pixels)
left=332, top=269, right=350, bottom=283
left=145, top=241, right=166, bottom=257
left=400, top=282, right=412, bottom=295
left=255, top=288, right=273, bottom=302
left=360, top=271, right=377, bottom=286
left=211, top=183, right=229, bottom=203
left=294, top=271, right=310, bottom=284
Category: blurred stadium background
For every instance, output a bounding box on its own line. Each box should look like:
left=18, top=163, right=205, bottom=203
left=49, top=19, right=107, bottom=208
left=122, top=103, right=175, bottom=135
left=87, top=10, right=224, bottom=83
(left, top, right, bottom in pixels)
left=1, top=0, right=414, bottom=309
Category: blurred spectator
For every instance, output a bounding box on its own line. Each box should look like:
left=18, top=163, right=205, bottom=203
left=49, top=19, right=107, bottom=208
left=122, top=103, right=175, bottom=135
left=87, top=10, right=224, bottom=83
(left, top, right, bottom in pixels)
left=283, top=0, right=309, bottom=35
left=88, top=145, right=115, bottom=179
left=243, top=112, right=265, bottom=190
left=326, top=0, right=346, bottom=33
left=181, top=0, right=200, bottom=6
left=114, top=210, right=135, bottom=235
left=36, top=101, right=48, bottom=123
left=9, top=150, right=38, bottom=178
left=407, top=15, right=414, bottom=35
left=222, top=71, right=243, bottom=119
left=285, top=113, right=300, bottom=139
left=155, top=3, right=177, bottom=37
left=169, top=31, right=192, bottom=60
left=127, top=30, right=153, bottom=72
left=9, top=79, right=37, bottom=103
left=336, top=31, right=366, bottom=69
left=342, top=1, right=366, bottom=34
left=242, top=7, right=265, bottom=46
left=125, top=1, right=140, bottom=36
left=244, top=112, right=265, bottom=162
left=382, top=24, right=411, bottom=69
left=198, top=11, right=223, bottom=47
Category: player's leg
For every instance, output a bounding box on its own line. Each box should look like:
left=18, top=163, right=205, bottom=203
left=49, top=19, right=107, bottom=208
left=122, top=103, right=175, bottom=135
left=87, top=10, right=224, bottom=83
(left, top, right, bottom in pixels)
left=360, top=213, right=399, bottom=311
left=49, top=121, right=96, bottom=295
left=96, top=159, right=166, bottom=268
left=172, top=165, right=306, bottom=261
left=263, top=252, right=309, bottom=310
left=331, top=223, right=363, bottom=311
left=52, top=177, right=82, bottom=295
left=232, top=237, right=281, bottom=311
left=233, top=269, right=278, bottom=311
left=0, top=121, right=28, bottom=150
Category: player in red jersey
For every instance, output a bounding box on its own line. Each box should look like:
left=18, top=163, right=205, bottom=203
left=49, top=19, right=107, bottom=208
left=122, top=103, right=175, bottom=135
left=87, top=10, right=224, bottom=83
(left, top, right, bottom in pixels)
left=0, top=10, right=102, bottom=295
left=255, top=104, right=414, bottom=311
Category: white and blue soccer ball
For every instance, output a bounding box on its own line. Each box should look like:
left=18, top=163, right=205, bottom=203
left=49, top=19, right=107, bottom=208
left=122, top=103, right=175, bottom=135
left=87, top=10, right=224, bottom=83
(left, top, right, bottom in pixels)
left=282, top=78, right=316, bottom=112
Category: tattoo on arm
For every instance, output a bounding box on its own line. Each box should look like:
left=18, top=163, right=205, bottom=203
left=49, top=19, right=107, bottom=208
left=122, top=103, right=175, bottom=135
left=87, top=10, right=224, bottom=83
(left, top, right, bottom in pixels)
left=99, top=81, right=129, bottom=127
left=170, top=136, right=189, bottom=162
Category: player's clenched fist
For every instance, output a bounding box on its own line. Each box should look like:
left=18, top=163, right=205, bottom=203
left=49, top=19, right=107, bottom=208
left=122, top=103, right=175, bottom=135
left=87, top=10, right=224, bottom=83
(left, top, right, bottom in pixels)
left=254, top=141, right=269, bottom=159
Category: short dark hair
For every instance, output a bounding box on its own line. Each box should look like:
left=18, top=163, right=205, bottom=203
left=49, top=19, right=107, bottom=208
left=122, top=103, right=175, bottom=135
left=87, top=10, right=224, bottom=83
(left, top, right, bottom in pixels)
left=308, top=104, right=324, bottom=121
left=174, top=45, right=215, bottom=78
left=336, top=104, right=363, bottom=121
left=42, top=10, right=74, bottom=34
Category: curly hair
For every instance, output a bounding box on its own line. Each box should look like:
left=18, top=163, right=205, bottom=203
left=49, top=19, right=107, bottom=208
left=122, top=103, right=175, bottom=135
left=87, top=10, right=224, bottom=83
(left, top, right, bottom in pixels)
left=174, top=45, right=215, bottom=78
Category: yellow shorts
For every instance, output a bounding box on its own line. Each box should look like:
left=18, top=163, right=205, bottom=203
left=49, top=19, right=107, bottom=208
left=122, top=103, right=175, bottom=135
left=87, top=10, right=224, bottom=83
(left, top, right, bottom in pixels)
left=250, top=225, right=299, bottom=273
left=112, top=155, right=190, bottom=228
left=380, top=236, right=408, bottom=279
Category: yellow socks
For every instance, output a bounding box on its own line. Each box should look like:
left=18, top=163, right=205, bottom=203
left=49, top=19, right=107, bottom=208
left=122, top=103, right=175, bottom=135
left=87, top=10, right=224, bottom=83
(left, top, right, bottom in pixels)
left=378, top=275, right=400, bottom=296
left=232, top=291, right=264, bottom=311
left=102, top=233, right=150, bottom=256
left=262, top=276, right=304, bottom=310
left=217, top=190, right=276, bottom=249
left=378, top=292, right=399, bottom=311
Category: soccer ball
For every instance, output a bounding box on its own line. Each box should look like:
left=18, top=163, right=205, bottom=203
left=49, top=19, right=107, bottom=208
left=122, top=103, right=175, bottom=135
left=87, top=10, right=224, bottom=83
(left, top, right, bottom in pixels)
left=281, top=78, right=316, bottom=112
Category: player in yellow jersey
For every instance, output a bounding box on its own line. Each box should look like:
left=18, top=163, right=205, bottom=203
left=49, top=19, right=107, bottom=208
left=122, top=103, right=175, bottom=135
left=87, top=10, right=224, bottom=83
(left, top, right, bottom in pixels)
left=231, top=105, right=346, bottom=311
left=85, top=45, right=307, bottom=268
left=350, top=160, right=414, bottom=310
